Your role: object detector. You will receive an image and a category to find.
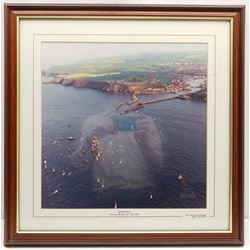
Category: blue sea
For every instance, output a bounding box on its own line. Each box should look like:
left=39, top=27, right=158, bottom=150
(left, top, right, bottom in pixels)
left=42, top=84, right=206, bottom=208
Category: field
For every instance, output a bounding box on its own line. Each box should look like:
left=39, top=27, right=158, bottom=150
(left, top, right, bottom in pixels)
left=68, top=72, right=120, bottom=78
left=43, top=51, right=207, bottom=86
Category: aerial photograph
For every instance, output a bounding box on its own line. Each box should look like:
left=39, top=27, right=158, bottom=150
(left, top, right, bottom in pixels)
left=42, top=43, right=207, bottom=209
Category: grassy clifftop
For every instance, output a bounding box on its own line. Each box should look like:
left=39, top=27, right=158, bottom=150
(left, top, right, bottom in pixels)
left=44, top=52, right=207, bottom=83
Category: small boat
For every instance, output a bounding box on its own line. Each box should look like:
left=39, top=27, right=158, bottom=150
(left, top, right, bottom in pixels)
left=62, top=170, right=66, bottom=176
left=44, top=160, right=48, bottom=168
left=52, top=167, right=55, bottom=173
left=150, top=194, right=153, bottom=199
left=178, top=174, right=187, bottom=185
left=68, top=136, right=75, bottom=140
left=97, top=178, right=100, bottom=183
left=53, top=190, right=58, bottom=195
left=114, top=201, right=118, bottom=209
left=178, top=174, right=183, bottom=181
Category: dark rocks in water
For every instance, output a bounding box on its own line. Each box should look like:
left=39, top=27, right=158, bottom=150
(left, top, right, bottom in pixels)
left=189, top=90, right=207, bottom=102
left=178, top=90, right=207, bottom=102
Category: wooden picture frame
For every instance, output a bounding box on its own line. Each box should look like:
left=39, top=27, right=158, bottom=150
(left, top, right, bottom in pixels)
left=4, top=4, right=245, bottom=246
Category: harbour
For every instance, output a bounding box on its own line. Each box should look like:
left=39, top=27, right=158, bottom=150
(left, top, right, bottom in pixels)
left=42, top=84, right=206, bottom=209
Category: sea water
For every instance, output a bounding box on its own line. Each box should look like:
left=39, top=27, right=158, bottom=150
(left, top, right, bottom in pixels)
left=42, top=84, right=206, bottom=208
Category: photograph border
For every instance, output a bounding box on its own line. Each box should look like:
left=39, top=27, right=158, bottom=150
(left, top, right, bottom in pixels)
left=4, top=4, right=244, bottom=246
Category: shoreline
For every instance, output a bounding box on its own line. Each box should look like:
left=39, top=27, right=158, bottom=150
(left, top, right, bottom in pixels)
left=43, top=82, right=207, bottom=102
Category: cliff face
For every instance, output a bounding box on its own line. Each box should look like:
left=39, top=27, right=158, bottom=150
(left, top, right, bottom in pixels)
left=49, top=76, right=137, bottom=94
left=106, top=83, right=131, bottom=94
left=105, top=83, right=149, bottom=95
left=51, top=77, right=110, bottom=91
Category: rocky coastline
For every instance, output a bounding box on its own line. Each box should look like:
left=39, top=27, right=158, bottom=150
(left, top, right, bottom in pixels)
left=44, top=76, right=206, bottom=102
left=44, top=76, right=135, bottom=94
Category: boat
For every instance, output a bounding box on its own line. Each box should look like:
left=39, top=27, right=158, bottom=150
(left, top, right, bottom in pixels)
left=53, top=190, right=58, bottom=195
left=114, top=201, right=118, bottom=209
left=178, top=174, right=187, bottom=185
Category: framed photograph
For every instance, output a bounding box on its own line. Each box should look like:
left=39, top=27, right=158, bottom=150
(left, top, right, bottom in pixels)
left=4, top=4, right=245, bottom=246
